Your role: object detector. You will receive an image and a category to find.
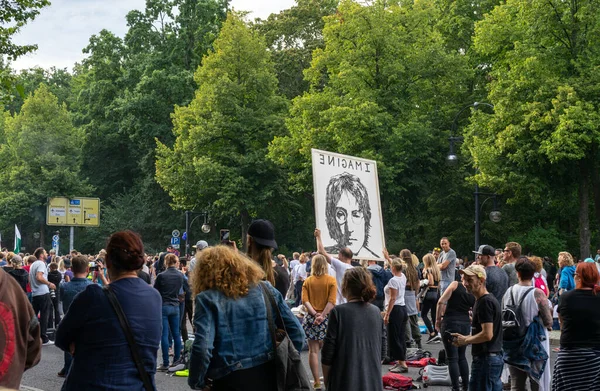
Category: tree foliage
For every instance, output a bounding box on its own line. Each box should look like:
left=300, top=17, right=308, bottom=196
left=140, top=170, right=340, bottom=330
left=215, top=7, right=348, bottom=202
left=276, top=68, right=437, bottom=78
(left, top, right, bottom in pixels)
left=469, top=0, right=600, bottom=257
left=156, top=13, right=289, bottom=245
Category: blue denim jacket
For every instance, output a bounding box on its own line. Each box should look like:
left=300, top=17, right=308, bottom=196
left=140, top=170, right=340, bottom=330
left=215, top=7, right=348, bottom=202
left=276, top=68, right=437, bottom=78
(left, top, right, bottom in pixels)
left=188, top=282, right=305, bottom=389
left=503, top=315, right=549, bottom=381
left=59, top=277, right=92, bottom=313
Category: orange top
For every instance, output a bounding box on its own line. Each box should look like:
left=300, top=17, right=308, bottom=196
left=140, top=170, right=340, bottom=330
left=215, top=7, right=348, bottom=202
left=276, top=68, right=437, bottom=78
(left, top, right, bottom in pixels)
left=301, top=274, right=337, bottom=312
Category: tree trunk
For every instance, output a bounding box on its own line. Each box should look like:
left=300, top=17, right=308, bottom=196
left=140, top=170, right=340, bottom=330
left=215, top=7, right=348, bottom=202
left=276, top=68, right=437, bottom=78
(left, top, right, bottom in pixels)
left=579, top=162, right=591, bottom=260
left=241, top=209, right=250, bottom=252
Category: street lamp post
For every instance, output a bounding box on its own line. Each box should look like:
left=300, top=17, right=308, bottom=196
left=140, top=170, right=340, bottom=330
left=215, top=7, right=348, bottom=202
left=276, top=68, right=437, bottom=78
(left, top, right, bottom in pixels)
left=447, top=102, right=497, bottom=251
left=184, top=210, right=211, bottom=257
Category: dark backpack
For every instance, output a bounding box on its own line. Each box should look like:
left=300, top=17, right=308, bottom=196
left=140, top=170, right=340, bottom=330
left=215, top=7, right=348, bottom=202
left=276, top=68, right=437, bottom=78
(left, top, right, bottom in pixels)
left=371, top=269, right=392, bottom=299
left=502, top=286, right=535, bottom=341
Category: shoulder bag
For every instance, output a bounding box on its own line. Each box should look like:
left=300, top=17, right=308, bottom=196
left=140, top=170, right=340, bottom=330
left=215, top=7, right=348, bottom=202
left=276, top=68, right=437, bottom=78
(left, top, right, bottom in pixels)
left=102, top=285, right=154, bottom=391
left=259, top=282, right=313, bottom=391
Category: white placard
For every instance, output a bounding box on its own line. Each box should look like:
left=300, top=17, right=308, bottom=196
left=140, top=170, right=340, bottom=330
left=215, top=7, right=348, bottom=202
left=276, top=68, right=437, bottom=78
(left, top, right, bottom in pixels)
left=311, top=149, right=385, bottom=260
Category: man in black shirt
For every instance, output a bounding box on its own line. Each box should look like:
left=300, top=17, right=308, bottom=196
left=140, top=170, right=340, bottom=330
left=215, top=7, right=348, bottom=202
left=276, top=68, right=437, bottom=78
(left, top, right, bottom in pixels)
left=452, top=264, right=503, bottom=391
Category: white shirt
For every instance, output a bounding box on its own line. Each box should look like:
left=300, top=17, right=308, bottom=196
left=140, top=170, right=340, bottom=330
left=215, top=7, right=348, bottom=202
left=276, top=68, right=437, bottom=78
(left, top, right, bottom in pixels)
left=290, top=259, right=300, bottom=272
left=292, top=263, right=307, bottom=283
left=328, top=264, right=336, bottom=278
left=30, top=260, right=49, bottom=297
left=330, top=257, right=354, bottom=305
left=384, top=274, right=406, bottom=309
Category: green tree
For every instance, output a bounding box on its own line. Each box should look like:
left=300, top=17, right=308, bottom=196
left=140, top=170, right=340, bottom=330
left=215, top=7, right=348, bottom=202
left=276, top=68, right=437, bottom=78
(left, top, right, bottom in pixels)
left=156, top=13, right=289, bottom=245
left=470, top=0, right=600, bottom=258
left=269, top=0, right=476, bottom=255
left=0, top=85, right=92, bottom=248
left=1, top=0, right=50, bottom=102
left=253, top=0, right=337, bottom=99
left=4, top=66, right=72, bottom=113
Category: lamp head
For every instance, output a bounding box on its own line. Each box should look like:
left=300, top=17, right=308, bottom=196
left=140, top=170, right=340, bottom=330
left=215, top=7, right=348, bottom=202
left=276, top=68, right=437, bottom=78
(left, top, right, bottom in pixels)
left=201, top=224, right=211, bottom=234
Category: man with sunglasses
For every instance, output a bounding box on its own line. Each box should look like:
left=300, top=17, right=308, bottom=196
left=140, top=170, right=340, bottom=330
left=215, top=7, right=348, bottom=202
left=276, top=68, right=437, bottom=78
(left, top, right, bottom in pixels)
left=502, top=242, right=521, bottom=286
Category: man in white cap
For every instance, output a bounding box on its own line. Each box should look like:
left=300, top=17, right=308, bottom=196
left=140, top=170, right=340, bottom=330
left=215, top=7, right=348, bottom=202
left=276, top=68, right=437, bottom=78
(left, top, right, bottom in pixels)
left=452, top=264, right=503, bottom=391
left=189, top=240, right=208, bottom=273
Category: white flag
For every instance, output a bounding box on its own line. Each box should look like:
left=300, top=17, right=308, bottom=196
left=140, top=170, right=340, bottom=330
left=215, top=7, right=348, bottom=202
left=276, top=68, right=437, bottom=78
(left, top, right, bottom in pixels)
left=14, top=225, right=21, bottom=253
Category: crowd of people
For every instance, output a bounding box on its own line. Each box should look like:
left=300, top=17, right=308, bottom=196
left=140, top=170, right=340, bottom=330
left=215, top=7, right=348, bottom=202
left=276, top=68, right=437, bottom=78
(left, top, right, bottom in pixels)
left=1, top=222, right=600, bottom=391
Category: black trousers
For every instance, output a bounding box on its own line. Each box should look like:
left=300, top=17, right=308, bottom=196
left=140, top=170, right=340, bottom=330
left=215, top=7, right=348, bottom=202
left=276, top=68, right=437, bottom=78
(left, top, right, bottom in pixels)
left=294, top=280, right=304, bottom=307
left=388, top=305, right=407, bottom=361
left=181, top=298, right=194, bottom=341
left=32, top=293, right=51, bottom=343
left=48, top=294, right=61, bottom=329
left=421, top=293, right=438, bottom=333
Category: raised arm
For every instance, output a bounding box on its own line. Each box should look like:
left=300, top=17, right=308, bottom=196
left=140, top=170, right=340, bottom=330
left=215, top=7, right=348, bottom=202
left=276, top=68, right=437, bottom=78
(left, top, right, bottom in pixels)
left=314, top=228, right=332, bottom=263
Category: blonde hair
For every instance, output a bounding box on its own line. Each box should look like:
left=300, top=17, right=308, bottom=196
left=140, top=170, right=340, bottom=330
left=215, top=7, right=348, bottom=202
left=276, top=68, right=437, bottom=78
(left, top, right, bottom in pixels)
left=311, top=254, right=328, bottom=276
left=58, top=259, right=66, bottom=272
left=391, top=260, right=403, bottom=273
left=192, top=245, right=265, bottom=298
left=411, top=253, right=419, bottom=267
left=400, top=249, right=419, bottom=290
left=558, top=251, right=574, bottom=267
left=423, top=253, right=441, bottom=282
left=165, top=253, right=179, bottom=267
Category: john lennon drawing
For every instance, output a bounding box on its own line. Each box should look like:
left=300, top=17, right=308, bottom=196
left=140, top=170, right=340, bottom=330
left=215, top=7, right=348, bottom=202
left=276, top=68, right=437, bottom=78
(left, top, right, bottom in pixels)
left=312, top=149, right=385, bottom=260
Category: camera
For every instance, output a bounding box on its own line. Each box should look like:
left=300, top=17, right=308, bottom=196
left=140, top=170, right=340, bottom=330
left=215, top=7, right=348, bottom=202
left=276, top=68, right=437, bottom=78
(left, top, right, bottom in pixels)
left=220, top=229, right=230, bottom=243
left=50, top=288, right=56, bottom=299
left=443, top=331, right=457, bottom=343
left=89, top=261, right=98, bottom=271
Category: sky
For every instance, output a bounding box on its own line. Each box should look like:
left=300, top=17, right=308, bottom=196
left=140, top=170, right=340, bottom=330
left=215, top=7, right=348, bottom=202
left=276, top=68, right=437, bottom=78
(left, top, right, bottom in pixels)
left=10, top=0, right=295, bottom=71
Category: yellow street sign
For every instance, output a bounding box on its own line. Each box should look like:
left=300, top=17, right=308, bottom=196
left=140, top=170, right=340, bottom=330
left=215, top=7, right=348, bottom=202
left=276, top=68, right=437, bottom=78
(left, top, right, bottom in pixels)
left=47, top=197, right=100, bottom=227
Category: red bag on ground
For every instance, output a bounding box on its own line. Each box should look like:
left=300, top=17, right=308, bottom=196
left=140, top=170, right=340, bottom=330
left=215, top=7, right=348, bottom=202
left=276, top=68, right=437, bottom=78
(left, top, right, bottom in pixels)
left=407, top=357, right=437, bottom=367
left=382, top=372, right=414, bottom=390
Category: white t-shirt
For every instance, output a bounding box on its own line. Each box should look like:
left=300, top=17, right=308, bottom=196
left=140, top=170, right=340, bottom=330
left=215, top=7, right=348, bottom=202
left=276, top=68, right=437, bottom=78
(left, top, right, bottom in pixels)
left=290, top=259, right=300, bottom=272
left=328, top=264, right=336, bottom=278
left=330, top=257, right=354, bottom=305
left=30, top=260, right=49, bottom=297
left=292, top=263, right=307, bottom=283
left=384, top=274, right=406, bottom=309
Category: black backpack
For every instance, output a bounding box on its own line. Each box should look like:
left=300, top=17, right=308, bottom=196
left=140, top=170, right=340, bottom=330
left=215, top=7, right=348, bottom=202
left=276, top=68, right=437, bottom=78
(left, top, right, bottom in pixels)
left=502, top=286, right=534, bottom=341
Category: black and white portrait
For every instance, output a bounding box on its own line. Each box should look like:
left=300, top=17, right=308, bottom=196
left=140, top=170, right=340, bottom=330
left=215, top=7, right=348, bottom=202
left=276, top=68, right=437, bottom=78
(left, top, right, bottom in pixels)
left=312, top=149, right=385, bottom=260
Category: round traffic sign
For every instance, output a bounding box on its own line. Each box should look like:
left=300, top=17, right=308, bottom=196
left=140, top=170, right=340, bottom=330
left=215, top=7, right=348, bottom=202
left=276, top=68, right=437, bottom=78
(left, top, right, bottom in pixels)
left=172, top=229, right=180, bottom=238
left=53, top=234, right=60, bottom=241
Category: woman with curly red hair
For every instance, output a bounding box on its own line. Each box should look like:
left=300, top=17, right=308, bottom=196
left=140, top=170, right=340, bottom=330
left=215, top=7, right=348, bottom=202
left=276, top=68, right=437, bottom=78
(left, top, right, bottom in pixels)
left=188, top=245, right=304, bottom=391
left=552, top=262, right=600, bottom=390
left=321, top=267, right=384, bottom=391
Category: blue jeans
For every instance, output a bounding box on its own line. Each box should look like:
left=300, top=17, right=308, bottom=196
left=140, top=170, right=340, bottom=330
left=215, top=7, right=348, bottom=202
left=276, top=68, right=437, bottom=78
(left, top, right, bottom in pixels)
left=468, top=354, right=503, bottom=391
left=161, top=305, right=182, bottom=366
left=62, top=351, right=72, bottom=374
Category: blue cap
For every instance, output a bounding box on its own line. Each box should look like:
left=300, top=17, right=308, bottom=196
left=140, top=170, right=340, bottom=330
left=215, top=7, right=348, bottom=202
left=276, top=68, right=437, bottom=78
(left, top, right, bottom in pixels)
left=584, top=258, right=595, bottom=263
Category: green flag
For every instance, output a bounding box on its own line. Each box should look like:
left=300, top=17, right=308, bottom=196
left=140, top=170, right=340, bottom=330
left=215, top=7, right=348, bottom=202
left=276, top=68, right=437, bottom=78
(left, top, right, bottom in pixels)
left=14, top=225, right=21, bottom=253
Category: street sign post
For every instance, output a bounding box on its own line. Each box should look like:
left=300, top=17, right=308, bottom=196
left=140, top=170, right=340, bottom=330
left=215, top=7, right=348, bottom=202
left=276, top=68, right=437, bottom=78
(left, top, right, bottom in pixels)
left=171, top=236, right=181, bottom=249
left=47, top=197, right=100, bottom=227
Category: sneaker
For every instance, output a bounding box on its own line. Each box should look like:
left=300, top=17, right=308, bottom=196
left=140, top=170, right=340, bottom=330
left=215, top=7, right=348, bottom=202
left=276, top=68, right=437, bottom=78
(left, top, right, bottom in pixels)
left=57, top=370, right=66, bottom=378
left=42, top=340, right=55, bottom=346
left=174, top=369, right=189, bottom=377
left=169, top=359, right=185, bottom=372
left=390, top=364, right=409, bottom=373
left=157, top=364, right=169, bottom=372
left=427, top=334, right=442, bottom=344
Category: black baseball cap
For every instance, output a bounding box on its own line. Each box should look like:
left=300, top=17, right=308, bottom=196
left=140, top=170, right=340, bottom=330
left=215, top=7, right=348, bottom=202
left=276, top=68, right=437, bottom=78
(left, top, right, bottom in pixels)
left=248, top=219, right=278, bottom=249
left=473, top=245, right=495, bottom=257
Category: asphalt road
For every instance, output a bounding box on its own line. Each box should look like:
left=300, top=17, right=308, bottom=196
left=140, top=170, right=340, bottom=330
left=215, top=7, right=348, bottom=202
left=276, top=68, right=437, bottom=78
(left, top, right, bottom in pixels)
left=21, top=339, right=558, bottom=391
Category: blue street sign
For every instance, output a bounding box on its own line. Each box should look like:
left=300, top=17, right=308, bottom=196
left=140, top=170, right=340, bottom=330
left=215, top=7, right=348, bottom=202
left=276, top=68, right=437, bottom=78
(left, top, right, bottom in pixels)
left=171, top=237, right=180, bottom=245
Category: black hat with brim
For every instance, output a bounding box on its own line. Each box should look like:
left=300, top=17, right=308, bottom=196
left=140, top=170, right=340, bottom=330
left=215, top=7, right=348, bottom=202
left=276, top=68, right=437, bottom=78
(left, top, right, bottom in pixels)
left=248, top=219, right=278, bottom=250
